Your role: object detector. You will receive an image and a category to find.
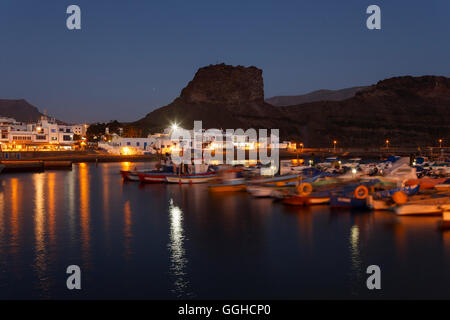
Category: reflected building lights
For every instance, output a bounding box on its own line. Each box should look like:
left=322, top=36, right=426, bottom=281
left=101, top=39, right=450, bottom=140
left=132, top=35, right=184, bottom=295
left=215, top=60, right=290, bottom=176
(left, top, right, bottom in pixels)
left=47, top=173, right=56, bottom=244
left=79, top=163, right=91, bottom=264
left=123, top=201, right=133, bottom=259
left=33, top=173, right=49, bottom=293
left=10, top=178, right=20, bottom=250
left=65, top=170, right=76, bottom=241
left=168, top=198, right=193, bottom=298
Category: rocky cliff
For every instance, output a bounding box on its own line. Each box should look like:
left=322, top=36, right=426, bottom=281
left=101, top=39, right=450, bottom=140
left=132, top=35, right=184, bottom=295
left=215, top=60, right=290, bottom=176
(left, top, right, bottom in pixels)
left=134, top=64, right=290, bottom=132
left=133, top=65, right=450, bottom=147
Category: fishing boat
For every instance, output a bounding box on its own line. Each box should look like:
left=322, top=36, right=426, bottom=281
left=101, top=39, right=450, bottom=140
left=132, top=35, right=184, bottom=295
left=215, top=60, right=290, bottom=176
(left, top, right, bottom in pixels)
left=435, top=179, right=450, bottom=191
left=121, top=168, right=157, bottom=181
left=209, top=179, right=246, bottom=192
left=394, top=195, right=450, bottom=215
left=165, top=172, right=217, bottom=184
left=246, top=185, right=277, bottom=198
left=283, top=194, right=330, bottom=206
left=330, top=195, right=368, bottom=209
left=405, top=177, right=447, bottom=190
left=251, top=173, right=301, bottom=185
left=138, top=171, right=177, bottom=183
left=395, top=205, right=443, bottom=216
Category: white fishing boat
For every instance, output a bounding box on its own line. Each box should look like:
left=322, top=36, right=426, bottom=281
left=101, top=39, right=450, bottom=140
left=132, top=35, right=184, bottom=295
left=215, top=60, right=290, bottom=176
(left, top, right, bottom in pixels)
left=165, top=172, right=217, bottom=184
left=394, top=195, right=450, bottom=215
left=395, top=205, right=443, bottom=216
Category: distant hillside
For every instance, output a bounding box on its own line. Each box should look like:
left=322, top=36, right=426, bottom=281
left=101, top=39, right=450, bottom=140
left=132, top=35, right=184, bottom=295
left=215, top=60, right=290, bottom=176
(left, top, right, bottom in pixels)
left=279, top=76, right=450, bottom=147
left=0, top=99, right=45, bottom=122
left=130, top=65, right=450, bottom=147
left=266, top=86, right=367, bottom=106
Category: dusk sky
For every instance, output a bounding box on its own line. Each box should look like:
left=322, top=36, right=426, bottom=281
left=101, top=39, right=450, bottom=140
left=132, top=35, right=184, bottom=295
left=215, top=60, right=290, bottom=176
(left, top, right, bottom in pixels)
left=0, top=0, right=449, bottom=123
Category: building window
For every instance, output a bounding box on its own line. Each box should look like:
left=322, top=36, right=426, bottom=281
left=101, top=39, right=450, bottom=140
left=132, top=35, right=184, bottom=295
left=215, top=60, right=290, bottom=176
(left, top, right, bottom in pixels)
left=127, top=142, right=131, bottom=146
left=36, top=135, right=46, bottom=140
left=12, top=136, right=32, bottom=141
left=51, top=129, right=56, bottom=133
left=136, top=142, right=140, bottom=146
left=63, top=135, right=72, bottom=141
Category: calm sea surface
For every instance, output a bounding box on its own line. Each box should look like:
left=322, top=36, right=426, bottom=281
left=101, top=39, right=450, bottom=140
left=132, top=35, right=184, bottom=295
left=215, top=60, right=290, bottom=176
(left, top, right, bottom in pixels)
left=0, top=162, right=449, bottom=299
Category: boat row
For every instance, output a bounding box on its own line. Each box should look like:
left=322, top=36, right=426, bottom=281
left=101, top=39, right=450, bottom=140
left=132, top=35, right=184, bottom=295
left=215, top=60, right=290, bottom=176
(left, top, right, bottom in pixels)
left=121, top=156, right=450, bottom=218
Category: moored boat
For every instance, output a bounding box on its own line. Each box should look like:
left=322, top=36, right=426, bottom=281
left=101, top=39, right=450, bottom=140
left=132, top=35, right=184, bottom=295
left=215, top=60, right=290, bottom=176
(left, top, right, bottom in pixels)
left=166, top=172, right=217, bottom=184
left=246, top=185, right=276, bottom=198
left=395, top=205, right=443, bottom=216
left=283, top=195, right=330, bottom=206
left=209, top=179, right=246, bottom=192
left=138, top=171, right=177, bottom=183
left=120, top=168, right=157, bottom=181
left=330, top=195, right=368, bottom=209
left=434, top=179, right=450, bottom=191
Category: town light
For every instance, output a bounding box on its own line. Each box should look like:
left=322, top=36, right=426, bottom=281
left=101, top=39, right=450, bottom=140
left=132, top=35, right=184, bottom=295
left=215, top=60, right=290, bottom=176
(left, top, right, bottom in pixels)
left=171, top=123, right=179, bottom=131
left=439, top=139, right=443, bottom=148
left=385, top=139, right=390, bottom=149
left=121, top=147, right=135, bottom=156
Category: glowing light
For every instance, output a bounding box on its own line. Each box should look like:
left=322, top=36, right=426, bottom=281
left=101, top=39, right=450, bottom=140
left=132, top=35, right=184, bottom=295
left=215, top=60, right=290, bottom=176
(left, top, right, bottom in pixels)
left=121, top=147, right=135, bottom=155
left=171, top=123, right=179, bottom=131
left=352, top=168, right=357, bottom=174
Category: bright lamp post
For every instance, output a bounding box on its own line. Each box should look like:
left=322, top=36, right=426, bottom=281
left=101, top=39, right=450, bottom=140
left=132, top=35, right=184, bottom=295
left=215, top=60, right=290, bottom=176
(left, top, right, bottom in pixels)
left=439, top=139, right=443, bottom=148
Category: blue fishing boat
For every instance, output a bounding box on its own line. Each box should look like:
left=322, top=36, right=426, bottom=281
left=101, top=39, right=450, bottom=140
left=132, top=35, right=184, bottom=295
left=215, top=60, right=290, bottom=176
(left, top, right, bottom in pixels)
left=330, top=195, right=368, bottom=209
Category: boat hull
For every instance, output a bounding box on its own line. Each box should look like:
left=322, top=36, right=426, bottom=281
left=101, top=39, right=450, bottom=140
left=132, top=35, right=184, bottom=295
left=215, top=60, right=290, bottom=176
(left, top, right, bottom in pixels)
left=330, top=196, right=368, bottom=209
left=166, top=173, right=217, bottom=184
left=395, top=205, right=443, bottom=216
left=284, top=196, right=330, bottom=206
left=209, top=184, right=246, bottom=192
left=139, top=173, right=176, bottom=183
left=120, top=170, right=140, bottom=181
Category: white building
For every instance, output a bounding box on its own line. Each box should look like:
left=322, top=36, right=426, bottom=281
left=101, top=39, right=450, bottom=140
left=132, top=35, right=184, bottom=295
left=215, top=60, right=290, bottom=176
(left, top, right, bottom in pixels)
left=72, top=124, right=89, bottom=137
left=0, top=116, right=75, bottom=151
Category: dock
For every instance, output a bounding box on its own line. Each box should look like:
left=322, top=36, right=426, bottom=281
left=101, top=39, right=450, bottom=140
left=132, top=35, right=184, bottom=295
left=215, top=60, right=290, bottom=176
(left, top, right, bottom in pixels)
left=0, top=160, right=73, bottom=173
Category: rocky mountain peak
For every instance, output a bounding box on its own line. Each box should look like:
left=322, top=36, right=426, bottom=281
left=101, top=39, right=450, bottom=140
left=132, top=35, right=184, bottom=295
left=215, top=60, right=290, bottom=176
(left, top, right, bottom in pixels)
left=179, top=63, right=264, bottom=105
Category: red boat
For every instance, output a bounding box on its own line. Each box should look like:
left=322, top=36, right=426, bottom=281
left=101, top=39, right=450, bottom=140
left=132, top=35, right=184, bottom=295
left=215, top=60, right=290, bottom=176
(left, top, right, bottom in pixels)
left=283, top=195, right=330, bottom=206
left=120, top=169, right=152, bottom=181
left=138, top=171, right=177, bottom=183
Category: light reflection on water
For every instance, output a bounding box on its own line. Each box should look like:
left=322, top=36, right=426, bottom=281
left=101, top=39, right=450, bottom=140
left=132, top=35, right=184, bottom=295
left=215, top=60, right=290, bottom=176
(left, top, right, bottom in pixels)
left=0, top=162, right=448, bottom=299
left=168, top=198, right=193, bottom=298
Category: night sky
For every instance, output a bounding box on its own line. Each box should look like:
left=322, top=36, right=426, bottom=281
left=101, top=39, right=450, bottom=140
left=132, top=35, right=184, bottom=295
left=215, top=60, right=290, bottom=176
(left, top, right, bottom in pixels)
left=0, top=0, right=449, bottom=123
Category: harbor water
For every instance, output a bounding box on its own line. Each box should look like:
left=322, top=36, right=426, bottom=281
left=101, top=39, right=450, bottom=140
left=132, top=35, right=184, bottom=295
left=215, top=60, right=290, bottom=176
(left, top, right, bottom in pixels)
left=0, top=162, right=450, bottom=299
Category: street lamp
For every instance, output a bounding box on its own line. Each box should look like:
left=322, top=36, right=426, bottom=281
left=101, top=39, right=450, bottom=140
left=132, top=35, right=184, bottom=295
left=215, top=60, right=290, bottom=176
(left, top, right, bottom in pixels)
left=385, top=139, right=390, bottom=149
left=439, top=139, right=443, bottom=148
left=333, top=140, right=337, bottom=153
